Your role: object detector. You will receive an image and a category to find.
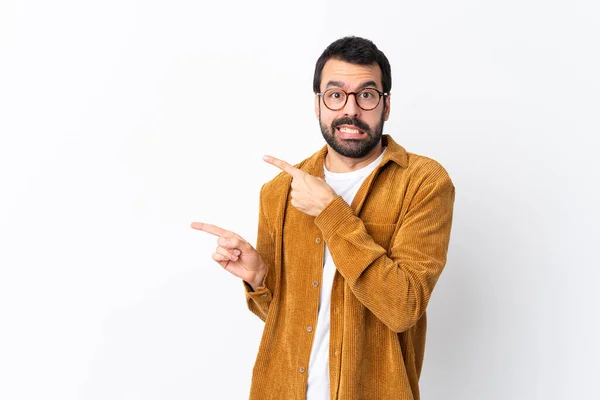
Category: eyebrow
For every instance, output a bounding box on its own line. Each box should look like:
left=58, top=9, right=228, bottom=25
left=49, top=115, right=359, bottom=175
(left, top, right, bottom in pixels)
left=324, top=80, right=380, bottom=91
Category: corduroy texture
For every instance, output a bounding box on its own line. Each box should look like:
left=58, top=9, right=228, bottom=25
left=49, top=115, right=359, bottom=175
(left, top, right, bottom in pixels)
left=244, top=135, right=455, bottom=400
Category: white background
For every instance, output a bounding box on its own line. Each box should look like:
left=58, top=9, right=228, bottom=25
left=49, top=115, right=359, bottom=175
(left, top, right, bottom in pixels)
left=1, top=1, right=599, bottom=399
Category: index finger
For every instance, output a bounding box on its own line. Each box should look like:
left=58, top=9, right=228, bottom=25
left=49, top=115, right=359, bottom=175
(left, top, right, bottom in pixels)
left=263, top=155, right=304, bottom=179
left=190, top=222, right=232, bottom=238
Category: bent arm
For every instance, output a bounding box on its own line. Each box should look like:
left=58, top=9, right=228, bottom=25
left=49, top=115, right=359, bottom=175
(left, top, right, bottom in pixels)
left=244, top=185, right=277, bottom=322
left=314, top=173, right=455, bottom=333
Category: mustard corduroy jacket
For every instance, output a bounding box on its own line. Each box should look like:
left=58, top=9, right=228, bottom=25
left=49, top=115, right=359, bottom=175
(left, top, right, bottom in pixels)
left=244, top=134, right=455, bottom=400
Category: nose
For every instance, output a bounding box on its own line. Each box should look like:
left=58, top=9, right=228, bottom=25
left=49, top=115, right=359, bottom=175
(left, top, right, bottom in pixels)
left=342, top=93, right=361, bottom=117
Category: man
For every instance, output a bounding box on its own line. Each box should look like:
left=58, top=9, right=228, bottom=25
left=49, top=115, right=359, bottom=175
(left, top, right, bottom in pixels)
left=192, top=36, right=455, bottom=400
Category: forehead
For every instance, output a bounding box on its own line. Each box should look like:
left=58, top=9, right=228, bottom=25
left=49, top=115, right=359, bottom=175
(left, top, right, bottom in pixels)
left=321, top=59, right=382, bottom=90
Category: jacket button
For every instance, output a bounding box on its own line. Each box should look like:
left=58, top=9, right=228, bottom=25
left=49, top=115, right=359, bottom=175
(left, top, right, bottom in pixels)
left=315, top=238, right=321, bottom=244
left=299, top=367, right=305, bottom=373
left=312, top=281, right=319, bottom=287
left=307, top=326, right=313, bottom=333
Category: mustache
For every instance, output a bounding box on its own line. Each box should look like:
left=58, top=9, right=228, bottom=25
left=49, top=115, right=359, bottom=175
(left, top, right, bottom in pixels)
left=331, top=117, right=371, bottom=133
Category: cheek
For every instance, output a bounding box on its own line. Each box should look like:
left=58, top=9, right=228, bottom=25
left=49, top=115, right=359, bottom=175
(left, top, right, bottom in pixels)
left=363, top=115, right=381, bottom=128
left=319, top=111, right=337, bottom=126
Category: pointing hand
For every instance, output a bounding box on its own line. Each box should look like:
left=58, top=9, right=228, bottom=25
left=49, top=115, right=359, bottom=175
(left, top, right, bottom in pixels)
left=190, top=222, right=266, bottom=290
left=263, top=155, right=337, bottom=217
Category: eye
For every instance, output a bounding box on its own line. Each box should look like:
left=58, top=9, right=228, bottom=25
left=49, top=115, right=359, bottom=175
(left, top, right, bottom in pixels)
left=359, top=90, right=376, bottom=99
left=327, top=90, right=345, bottom=100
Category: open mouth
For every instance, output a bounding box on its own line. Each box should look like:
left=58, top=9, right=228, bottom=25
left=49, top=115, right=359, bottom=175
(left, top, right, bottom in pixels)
left=336, top=125, right=366, bottom=139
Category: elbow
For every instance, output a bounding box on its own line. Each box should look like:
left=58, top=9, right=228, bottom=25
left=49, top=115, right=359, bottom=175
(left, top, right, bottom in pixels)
left=385, top=287, right=431, bottom=333
left=390, top=314, right=427, bottom=333
left=386, top=312, right=423, bottom=333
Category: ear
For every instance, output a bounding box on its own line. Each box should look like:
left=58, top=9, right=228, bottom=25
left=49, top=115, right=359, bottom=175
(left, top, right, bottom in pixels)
left=384, top=92, right=391, bottom=121
left=314, top=93, right=320, bottom=119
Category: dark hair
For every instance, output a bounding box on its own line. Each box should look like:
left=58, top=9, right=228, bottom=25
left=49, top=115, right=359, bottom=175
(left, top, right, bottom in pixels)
left=313, top=36, right=391, bottom=94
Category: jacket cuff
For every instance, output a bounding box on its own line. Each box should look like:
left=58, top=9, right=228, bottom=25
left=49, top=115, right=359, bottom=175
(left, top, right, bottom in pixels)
left=243, top=268, right=272, bottom=301
left=314, top=195, right=355, bottom=240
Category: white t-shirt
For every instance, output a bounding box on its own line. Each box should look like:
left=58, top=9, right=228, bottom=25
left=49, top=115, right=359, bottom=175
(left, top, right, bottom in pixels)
left=306, top=148, right=387, bottom=400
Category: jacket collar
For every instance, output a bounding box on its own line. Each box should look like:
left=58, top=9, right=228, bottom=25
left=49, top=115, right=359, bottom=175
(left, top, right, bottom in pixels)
left=299, top=134, right=408, bottom=177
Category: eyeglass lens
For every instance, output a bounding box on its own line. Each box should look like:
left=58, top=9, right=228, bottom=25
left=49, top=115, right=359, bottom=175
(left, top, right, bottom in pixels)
left=323, top=88, right=381, bottom=110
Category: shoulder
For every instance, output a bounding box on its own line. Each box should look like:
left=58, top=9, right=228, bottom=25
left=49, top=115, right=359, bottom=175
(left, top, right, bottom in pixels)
left=260, top=170, right=289, bottom=201
left=403, top=151, right=454, bottom=188
left=382, top=134, right=453, bottom=188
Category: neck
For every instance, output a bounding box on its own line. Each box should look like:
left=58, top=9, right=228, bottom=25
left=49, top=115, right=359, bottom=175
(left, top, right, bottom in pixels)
left=324, top=141, right=383, bottom=173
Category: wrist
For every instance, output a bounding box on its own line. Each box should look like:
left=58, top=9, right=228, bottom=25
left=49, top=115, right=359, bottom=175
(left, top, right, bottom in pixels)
left=249, top=263, right=267, bottom=291
left=317, top=193, right=337, bottom=216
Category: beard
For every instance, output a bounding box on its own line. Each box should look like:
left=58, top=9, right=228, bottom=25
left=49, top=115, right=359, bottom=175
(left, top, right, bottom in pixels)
left=319, top=109, right=385, bottom=159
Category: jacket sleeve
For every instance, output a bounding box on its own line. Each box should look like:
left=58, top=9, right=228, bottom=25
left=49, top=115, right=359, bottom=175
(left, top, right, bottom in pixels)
left=314, top=169, right=455, bottom=333
left=243, top=184, right=277, bottom=322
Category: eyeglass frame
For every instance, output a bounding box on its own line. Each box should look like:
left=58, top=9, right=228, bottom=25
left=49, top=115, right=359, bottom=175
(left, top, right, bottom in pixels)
left=317, top=87, right=389, bottom=111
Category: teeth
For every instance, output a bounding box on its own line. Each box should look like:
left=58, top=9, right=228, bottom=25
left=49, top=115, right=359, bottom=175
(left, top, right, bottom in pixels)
left=339, top=127, right=360, bottom=134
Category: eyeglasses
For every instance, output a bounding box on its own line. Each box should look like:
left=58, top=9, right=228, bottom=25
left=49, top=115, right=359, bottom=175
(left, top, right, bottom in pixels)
left=317, top=87, right=388, bottom=111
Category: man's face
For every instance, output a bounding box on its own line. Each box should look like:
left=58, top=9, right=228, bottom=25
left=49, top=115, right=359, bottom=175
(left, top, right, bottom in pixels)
left=315, top=59, right=391, bottom=159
